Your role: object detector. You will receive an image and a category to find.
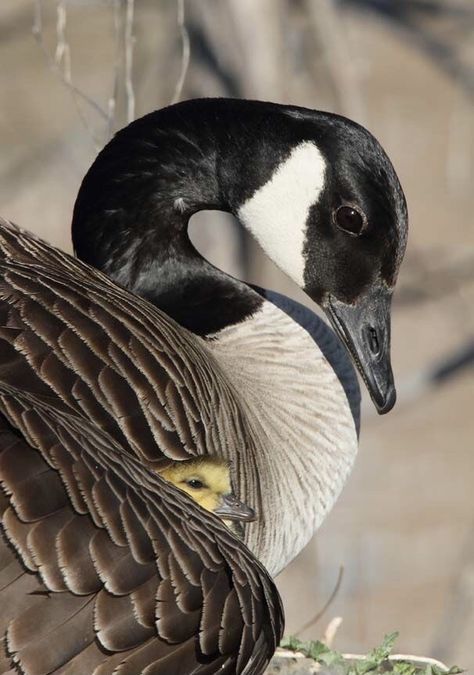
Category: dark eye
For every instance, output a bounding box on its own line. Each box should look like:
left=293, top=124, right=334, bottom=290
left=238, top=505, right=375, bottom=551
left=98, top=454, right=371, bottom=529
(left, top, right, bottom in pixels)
left=334, top=206, right=366, bottom=236
left=186, top=478, right=205, bottom=489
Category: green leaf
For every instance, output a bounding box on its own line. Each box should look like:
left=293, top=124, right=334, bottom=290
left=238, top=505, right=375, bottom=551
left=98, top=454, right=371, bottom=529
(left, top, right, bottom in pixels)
left=279, top=635, right=301, bottom=652
left=279, top=636, right=343, bottom=666
left=279, top=633, right=464, bottom=675
left=368, top=631, right=399, bottom=663
left=392, top=663, right=418, bottom=675
left=347, top=632, right=399, bottom=674
left=307, top=641, right=342, bottom=666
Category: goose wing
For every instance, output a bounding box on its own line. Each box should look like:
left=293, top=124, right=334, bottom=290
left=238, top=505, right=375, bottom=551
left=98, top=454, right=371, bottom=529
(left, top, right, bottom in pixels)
left=0, top=218, right=283, bottom=675
left=0, top=217, right=245, bottom=468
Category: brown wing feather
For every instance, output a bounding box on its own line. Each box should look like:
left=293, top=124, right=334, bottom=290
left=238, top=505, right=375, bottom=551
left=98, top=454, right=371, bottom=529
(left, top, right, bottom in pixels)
left=0, top=218, right=283, bottom=674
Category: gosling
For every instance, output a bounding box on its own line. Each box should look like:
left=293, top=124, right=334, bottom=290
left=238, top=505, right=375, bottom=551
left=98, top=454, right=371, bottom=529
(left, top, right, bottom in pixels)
left=158, top=456, right=255, bottom=537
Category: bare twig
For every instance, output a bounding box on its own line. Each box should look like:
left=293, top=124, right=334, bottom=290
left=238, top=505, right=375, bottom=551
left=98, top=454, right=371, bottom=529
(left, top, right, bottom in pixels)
left=54, top=1, right=71, bottom=83
left=32, top=0, right=107, bottom=147
left=171, top=0, right=190, bottom=104
left=108, top=0, right=122, bottom=140
left=322, top=617, right=343, bottom=648
left=124, top=0, right=135, bottom=123
left=108, top=0, right=135, bottom=138
left=295, top=566, right=344, bottom=637
left=32, top=0, right=108, bottom=121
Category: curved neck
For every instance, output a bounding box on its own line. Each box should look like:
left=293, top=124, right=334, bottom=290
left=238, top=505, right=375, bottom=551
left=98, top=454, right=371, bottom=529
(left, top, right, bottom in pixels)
left=72, top=99, right=303, bottom=334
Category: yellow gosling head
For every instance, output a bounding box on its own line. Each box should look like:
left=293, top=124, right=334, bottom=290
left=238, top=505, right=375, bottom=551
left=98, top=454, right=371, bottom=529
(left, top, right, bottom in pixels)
left=157, top=456, right=255, bottom=529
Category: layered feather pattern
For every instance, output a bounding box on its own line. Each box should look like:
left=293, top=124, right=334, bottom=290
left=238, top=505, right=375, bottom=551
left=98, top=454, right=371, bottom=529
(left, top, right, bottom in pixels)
left=0, top=218, right=283, bottom=675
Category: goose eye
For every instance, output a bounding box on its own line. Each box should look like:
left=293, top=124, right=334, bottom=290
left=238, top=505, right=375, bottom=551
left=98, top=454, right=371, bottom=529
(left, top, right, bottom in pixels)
left=186, top=478, right=205, bottom=489
left=334, top=206, right=366, bottom=236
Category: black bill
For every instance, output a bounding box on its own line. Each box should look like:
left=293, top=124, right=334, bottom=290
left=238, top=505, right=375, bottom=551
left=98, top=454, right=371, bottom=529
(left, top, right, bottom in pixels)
left=214, top=493, right=256, bottom=522
left=324, top=286, right=396, bottom=414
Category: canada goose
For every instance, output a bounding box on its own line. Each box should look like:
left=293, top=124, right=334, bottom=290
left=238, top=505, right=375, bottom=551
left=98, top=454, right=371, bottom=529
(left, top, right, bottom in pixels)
left=158, top=456, right=255, bottom=536
left=0, top=98, right=407, bottom=674
left=72, top=98, right=407, bottom=572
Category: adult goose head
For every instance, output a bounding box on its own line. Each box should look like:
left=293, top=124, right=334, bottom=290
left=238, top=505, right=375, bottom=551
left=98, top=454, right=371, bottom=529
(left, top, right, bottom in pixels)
left=73, top=98, right=407, bottom=414
left=72, top=98, right=407, bottom=571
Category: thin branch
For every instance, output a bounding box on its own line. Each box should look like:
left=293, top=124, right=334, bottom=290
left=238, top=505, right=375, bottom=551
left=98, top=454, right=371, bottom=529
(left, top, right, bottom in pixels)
left=108, top=0, right=135, bottom=139
left=54, top=1, right=71, bottom=83
left=171, top=0, right=190, bottom=104
left=294, top=566, right=345, bottom=637
left=322, top=616, right=343, bottom=648
left=124, top=0, right=135, bottom=123
left=32, top=0, right=108, bottom=122
left=108, top=0, right=122, bottom=140
left=32, top=0, right=108, bottom=148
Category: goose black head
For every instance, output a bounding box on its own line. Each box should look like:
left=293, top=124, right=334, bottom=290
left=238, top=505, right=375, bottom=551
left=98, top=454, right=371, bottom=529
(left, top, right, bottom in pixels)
left=237, top=106, right=408, bottom=414
left=72, top=98, right=407, bottom=413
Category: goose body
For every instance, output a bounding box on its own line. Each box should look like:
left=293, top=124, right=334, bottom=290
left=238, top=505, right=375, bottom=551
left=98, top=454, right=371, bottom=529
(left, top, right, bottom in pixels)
left=0, top=98, right=408, bottom=674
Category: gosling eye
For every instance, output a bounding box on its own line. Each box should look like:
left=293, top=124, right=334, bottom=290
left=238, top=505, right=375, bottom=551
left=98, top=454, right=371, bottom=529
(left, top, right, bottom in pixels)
left=334, top=205, right=367, bottom=236
left=185, top=478, right=205, bottom=489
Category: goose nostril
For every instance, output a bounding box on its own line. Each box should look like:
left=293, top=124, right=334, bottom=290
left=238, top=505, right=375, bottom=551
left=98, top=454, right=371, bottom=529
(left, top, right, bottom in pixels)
left=368, top=326, right=380, bottom=356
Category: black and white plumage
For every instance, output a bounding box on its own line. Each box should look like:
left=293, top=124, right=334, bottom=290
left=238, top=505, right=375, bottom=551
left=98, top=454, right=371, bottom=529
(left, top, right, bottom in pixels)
left=73, top=99, right=407, bottom=412
left=72, top=97, right=407, bottom=571
left=0, top=98, right=408, bottom=675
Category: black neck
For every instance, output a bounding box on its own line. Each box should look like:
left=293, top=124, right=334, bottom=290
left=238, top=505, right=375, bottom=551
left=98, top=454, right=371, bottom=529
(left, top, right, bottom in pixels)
left=72, top=99, right=299, bottom=334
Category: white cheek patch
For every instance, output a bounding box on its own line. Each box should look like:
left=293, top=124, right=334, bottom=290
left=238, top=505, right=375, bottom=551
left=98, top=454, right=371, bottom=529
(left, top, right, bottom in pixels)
left=238, top=142, right=326, bottom=287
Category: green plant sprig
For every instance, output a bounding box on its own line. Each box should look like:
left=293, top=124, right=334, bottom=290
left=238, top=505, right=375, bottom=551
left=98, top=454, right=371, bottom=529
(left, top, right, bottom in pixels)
left=279, top=632, right=463, bottom=675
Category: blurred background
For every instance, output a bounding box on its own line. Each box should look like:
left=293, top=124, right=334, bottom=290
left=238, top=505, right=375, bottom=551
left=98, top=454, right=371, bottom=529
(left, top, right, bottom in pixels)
left=1, top=0, right=473, bottom=669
